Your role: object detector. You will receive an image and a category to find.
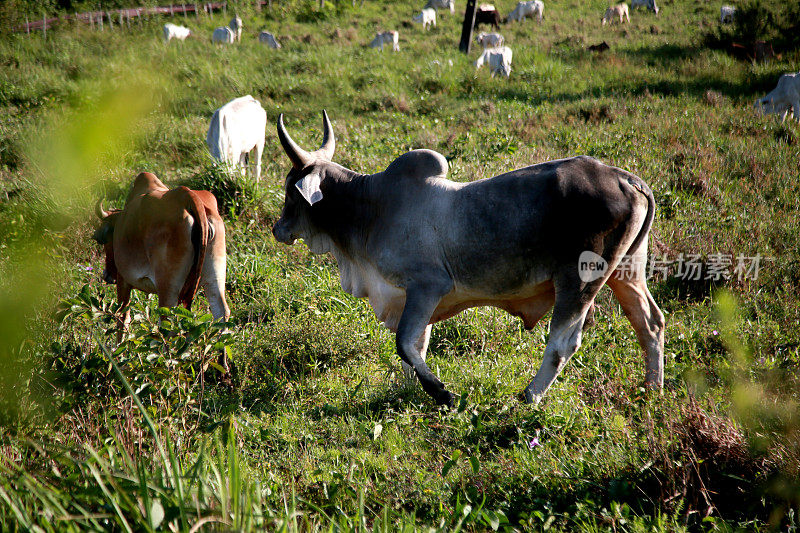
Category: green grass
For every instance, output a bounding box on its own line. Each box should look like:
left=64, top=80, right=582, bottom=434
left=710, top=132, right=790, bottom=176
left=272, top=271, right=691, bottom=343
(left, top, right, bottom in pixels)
left=1, top=0, right=799, bottom=530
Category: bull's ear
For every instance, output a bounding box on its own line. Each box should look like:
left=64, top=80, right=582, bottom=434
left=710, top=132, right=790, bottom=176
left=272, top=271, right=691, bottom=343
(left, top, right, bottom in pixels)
left=295, top=172, right=323, bottom=205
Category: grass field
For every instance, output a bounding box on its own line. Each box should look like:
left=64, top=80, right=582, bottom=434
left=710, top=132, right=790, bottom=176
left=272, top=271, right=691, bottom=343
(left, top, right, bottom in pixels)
left=1, top=0, right=799, bottom=530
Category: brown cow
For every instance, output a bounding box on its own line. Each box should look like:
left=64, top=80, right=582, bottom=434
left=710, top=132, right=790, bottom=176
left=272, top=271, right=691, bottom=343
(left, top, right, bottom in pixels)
left=92, top=172, right=230, bottom=348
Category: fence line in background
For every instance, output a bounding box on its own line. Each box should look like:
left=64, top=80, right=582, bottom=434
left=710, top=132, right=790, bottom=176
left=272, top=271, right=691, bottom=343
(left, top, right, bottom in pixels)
left=15, top=2, right=273, bottom=34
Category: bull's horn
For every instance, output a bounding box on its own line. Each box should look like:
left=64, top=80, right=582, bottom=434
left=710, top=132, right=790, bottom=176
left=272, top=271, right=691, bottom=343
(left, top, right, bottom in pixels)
left=277, top=113, right=314, bottom=169
left=317, top=110, right=335, bottom=161
left=95, top=199, right=108, bottom=219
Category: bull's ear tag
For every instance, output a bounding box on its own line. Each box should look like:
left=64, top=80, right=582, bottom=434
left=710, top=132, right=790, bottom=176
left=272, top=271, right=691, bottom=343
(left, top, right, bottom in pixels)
left=295, top=173, right=323, bottom=205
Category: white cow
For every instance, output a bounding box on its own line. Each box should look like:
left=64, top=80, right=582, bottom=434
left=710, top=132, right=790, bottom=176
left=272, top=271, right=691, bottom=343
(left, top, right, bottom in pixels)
left=413, top=8, right=437, bottom=30
left=163, top=23, right=191, bottom=42
left=369, top=31, right=400, bottom=52
left=259, top=31, right=281, bottom=48
left=602, top=3, right=630, bottom=25
left=425, top=0, right=455, bottom=14
left=212, top=26, right=235, bottom=44
left=206, top=96, right=267, bottom=180
left=631, top=0, right=658, bottom=14
left=720, top=5, right=736, bottom=23
left=229, top=15, right=243, bottom=42
left=475, top=32, right=504, bottom=48
left=507, top=1, right=544, bottom=22
left=755, top=72, right=800, bottom=123
left=475, top=46, right=512, bottom=78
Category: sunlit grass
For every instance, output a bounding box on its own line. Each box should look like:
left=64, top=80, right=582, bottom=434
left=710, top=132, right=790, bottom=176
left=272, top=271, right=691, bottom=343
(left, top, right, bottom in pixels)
left=0, top=0, right=799, bottom=530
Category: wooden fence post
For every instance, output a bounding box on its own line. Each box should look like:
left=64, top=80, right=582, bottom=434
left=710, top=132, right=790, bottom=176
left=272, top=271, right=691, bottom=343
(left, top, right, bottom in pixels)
left=459, top=0, right=477, bottom=54
left=25, top=14, right=30, bottom=36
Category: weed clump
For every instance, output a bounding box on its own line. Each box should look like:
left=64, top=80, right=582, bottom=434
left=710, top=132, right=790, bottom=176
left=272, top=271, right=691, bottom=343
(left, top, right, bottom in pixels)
left=571, top=104, right=615, bottom=124
left=178, top=164, right=260, bottom=217
left=645, top=402, right=767, bottom=523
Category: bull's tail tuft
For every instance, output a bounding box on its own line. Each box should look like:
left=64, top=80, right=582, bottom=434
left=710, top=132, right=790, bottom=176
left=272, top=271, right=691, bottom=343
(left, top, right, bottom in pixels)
left=178, top=187, right=209, bottom=310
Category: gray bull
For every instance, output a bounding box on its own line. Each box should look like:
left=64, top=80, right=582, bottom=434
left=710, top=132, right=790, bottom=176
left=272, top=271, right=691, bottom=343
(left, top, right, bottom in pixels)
left=272, top=112, right=665, bottom=407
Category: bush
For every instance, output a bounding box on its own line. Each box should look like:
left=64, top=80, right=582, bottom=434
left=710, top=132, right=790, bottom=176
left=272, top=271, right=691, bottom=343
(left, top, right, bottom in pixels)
left=702, top=0, right=800, bottom=55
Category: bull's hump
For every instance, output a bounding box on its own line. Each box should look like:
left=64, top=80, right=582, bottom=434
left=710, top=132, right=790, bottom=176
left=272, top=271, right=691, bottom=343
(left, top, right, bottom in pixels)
left=384, top=149, right=448, bottom=181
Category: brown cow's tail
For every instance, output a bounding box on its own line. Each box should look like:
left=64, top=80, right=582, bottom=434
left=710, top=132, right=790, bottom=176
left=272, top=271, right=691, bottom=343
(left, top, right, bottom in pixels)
left=624, top=175, right=656, bottom=258
left=178, top=187, right=209, bottom=310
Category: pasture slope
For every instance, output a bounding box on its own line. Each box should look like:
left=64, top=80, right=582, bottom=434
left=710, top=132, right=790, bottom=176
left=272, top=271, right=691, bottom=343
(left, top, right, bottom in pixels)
left=0, top=0, right=799, bottom=530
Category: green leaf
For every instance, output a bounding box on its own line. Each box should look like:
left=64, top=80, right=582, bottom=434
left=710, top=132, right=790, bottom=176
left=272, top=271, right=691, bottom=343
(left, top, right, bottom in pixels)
left=442, top=460, right=456, bottom=478
left=469, top=456, right=480, bottom=474
left=483, top=510, right=500, bottom=530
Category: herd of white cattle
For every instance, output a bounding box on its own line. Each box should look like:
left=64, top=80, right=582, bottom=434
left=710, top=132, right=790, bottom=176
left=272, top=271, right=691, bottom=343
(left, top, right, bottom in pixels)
left=192, top=0, right=798, bottom=164
left=159, top=1, right=765, bottom=80
left=163, top=15, right=281, bottom=48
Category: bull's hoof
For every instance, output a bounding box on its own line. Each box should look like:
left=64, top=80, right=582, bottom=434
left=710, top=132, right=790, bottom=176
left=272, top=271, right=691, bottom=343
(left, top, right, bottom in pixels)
left=436, top=390, right=457, bottom=408
left=523, top=389, right=543, bottom=406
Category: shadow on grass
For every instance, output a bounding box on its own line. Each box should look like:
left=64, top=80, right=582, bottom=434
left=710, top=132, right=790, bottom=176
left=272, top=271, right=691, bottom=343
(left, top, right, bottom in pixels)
left=475, top=44, right=787, bottom=106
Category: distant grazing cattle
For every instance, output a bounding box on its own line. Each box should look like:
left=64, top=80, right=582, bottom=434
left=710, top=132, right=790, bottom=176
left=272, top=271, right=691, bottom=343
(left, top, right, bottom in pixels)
left=425, top=0, right=455, bottom=14
left=475, top=32, right=504, bottom=48
left=630, top=0, right=658, bottom=14
left=507, top=1, right=544, bottom=23
left=207, top=96, right=267, bottom=180
left=272, top=112, right=664, bottom=407
left=588, top=41, right=610, bottom=52
left=163, top=23, right=191, bottom=42
left=754, top=40, right=775, bottom=62
left=475, top=45, right=513, bottom=77
left=474, top=4, right=501, bottom=29
left=720, top=5, right=736, bottom=23
left=259, top=31, right=281, bottom=48
left=603, top=3, right=630, bottom=25
left=369, top=30, right=400, bottom=52
left=413, top=8, right=437, bottom=30
left=229, top=15, right=243, bottom=42
left=92, top=172, right=230, bottom=350
left=212, top=26, right=235, bottom=44
left=754, top=72, right=800, bottom=123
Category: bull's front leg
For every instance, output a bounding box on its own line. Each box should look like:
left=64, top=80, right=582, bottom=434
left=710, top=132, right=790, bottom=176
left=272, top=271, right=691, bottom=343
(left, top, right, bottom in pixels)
left=401, top=324, right=431, bottom=382
left=396, top=284, right=455, bottom=407
left=115, top=281, right=132, bottom=343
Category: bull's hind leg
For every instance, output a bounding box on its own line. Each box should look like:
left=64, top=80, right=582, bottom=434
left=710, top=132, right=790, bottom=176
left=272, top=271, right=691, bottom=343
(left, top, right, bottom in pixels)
left=606, top=274, right=665, bottom=389
left=524, top=276, right=605, bottom=405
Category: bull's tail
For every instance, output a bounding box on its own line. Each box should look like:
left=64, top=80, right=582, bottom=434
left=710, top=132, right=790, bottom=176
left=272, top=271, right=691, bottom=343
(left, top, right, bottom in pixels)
left=178, top=187, right=209, bottom=310
left=624, top=175, right=656, bottom=257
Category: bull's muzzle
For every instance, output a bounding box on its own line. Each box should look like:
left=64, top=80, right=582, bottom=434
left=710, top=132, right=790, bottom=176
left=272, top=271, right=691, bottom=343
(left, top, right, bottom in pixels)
left=102, top=269, right=115, bottom=284
left=271, top=220, right=296, bottom=245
